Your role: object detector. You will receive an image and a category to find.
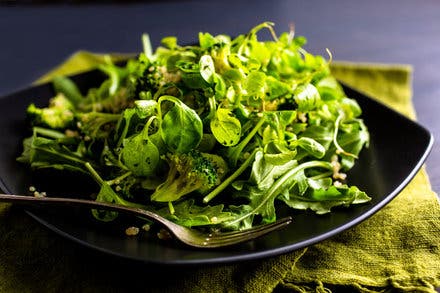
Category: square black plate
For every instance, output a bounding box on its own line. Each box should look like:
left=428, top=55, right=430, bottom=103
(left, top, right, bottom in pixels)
left=0, top=68, right=433, bottom=265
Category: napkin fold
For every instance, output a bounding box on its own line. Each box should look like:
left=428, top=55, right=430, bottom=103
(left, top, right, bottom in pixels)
left=0, top=52, right=439, bottom=293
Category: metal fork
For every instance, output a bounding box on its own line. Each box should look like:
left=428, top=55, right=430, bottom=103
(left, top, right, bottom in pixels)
left=0, top=193, right=292, bottom=248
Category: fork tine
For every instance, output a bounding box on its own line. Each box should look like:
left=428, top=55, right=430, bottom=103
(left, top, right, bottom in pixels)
left=209, top=216, right=293, bottom=239
left=204, top=216, right=292, bottom=246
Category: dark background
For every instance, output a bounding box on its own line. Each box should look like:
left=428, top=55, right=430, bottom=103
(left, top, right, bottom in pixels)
left=0, top=0, right=439, bottom=195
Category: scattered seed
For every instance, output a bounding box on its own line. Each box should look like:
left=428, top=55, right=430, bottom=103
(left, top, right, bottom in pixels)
left=141, top=223, right=151, bottom=232
left=125, top=226, right=140, bottom=236
left=157, top=229, right=172, bottom=240
left=33, top=191, right=46, bottom=197
left=333, top=181, right=343, bottom=187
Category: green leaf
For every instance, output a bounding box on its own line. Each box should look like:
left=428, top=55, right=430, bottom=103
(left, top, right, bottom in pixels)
left=296, top=137, right=326, bottom=158
left=315, top=76, right=344, bottom=101
left=91, top=181, right=148, bottom=222
left=249, top=41, right=271, bottom=68
left=198, top=32, right=217, bottom=49
left=134, top=100, right=158, bottom=118
left=157, top=199, right=234, bottom=227
left=17, top=131, right=89, bottom=174
left=294, top=83, right=321, bottom=112
left=121, top=133, right=160, bottom=177
left=161, top=36, right=178, bottom=50
left=213, top=73, right=227, bottom=99
left=52, top=76, right=83, bottom=106
left=266, top=76, right=291, bottom=99
left=299, top=124, right=334, bottom=150
left=334, top=119, right=369, bottom=170
left=226, top=160, right=333, bottom=227
left=210, top=108, right=241, bottom=146
left=245, top=71, right=267, bottom=99
left=199, top=55, right=216, bottom=84
left=91, top=183, right=120, bottom=222
left=159, top=96, right=203, bottom=153
left=249, top=150, right=297, bottom=190
left=281, top=185, right=371, bottom=214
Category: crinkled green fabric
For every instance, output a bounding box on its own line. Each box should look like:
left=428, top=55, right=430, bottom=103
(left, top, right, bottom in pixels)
left=0, top=52, right=438, bottom=293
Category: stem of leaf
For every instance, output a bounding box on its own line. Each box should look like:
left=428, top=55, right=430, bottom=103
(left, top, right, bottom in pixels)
left=333, top=112, right=357, bottom=158
left=84, top=162, right=105, bottom=185
left=33, top=127, right=66, bottom=139
left=227, top=116, right=265, bottom=167
left=106, top=171, right=132, bottom=186
left=203, top=148, right=258, bottom=203
left=142, top=116, right=157, bottom=140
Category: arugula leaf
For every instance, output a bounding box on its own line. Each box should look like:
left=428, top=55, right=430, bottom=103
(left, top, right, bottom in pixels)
left=249, top=150, right=297, bottom=190
left=17, top=130, right=90, bottom=174
left=281, top=185, right=371, bottom=214
left=87, top=164, right=148, bottom=222
left=226, top=160, right=333, bottom=227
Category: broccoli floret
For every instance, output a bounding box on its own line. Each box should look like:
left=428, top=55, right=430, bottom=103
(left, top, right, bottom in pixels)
left=76, top=112, right=120, bottom=140
left=150, top=150, right=228, bottom=202
left=26, top=93, right=75, bottom=129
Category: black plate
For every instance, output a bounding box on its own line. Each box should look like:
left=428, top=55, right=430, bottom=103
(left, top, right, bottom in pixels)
left=0, top=68, right=433, bottom=265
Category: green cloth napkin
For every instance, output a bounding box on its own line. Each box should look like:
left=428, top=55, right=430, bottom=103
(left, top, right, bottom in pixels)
left=0, top=52, right=439, bottom=293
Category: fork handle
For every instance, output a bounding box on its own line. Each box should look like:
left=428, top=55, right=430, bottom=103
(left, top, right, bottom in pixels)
left=0, top=193, right=174, bottom=228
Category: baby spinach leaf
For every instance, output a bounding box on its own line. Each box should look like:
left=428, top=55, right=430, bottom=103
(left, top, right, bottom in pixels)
left=199, top=55, right=216, bottom=84
left=158, top=96, right=203, bottom=153
left=121, top=134, right=160, bottom=177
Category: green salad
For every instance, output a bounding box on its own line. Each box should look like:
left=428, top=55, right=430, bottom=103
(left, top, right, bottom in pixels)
left=17, top=22, right=371, bottom=232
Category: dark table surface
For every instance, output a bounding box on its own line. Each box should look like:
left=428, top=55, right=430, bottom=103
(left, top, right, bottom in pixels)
left=2, top=0, right=439, bottom=193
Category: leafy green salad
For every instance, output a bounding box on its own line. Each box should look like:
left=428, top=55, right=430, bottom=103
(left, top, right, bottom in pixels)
left=18, top=22, right=371, bottom=232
